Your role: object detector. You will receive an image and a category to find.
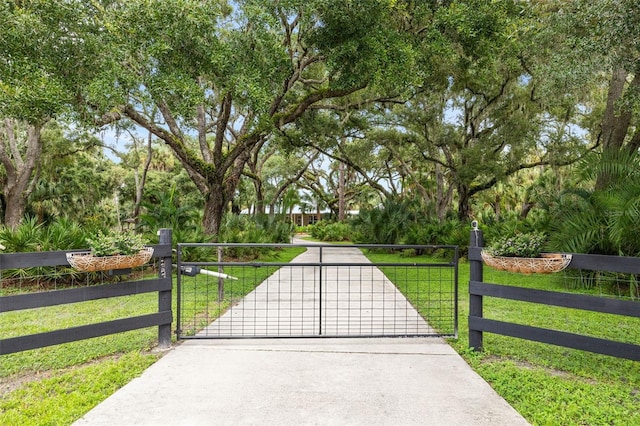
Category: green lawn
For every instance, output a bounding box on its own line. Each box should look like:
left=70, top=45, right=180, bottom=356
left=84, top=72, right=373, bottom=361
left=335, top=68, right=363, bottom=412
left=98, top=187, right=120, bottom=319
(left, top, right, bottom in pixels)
left=177, top=262, right=292, bottom=336
left=2, top=247, right=639, bottom=425
left=366, top=250, right=640, bottom=425
left=0, top=246, right=304, bottom=426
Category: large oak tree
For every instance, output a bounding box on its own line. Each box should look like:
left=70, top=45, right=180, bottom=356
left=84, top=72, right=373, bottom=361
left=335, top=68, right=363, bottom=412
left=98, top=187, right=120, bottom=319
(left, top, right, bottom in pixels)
left=86, top=0, right=421, bottom=237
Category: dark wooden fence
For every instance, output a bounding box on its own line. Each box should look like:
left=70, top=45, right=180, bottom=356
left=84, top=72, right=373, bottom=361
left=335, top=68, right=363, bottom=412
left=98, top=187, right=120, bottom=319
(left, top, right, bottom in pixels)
left=0, top=229, right=173, bottom=356
left=468, top=229, right=640, bottom=361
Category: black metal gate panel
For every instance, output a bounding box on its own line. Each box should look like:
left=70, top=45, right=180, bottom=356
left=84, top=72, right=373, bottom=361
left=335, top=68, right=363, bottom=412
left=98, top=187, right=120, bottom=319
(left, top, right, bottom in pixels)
left=176, top=243, right=458, bottom=339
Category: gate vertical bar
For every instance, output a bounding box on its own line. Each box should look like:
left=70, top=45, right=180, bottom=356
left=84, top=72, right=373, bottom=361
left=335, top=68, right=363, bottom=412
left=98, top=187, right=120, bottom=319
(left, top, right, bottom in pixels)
left=454, top=246, right=460, bottom=338
left=217, top=247, right=224, bottom=301
left=319, top=245, right=323, bottom=336
left=469, top=227, right=483, bottom=351
left=176, top=242, right=182, bottom=339
left=158, top=228, right=173, bottom=349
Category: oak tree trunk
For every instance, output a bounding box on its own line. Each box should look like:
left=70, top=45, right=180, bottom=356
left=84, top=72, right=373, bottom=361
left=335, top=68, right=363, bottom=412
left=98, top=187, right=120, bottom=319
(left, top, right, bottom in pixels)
left=0, top=120, right=43, bottom=229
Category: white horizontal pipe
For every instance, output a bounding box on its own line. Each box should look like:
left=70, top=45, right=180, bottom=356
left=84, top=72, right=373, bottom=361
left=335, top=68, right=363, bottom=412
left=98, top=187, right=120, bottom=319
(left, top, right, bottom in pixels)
left=197, top=268, right=238, bottom=280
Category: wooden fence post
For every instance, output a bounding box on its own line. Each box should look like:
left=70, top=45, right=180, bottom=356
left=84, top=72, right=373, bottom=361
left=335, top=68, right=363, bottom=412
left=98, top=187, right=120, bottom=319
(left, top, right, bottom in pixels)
left=158, top=228, right=173, bottom=349
left=469, top=226, right=484, bottom=351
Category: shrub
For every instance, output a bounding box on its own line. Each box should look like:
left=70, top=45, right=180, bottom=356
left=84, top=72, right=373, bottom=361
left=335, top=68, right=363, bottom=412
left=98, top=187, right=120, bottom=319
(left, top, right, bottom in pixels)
left=219, top=214, right=294, bottom=244
left=350, top=198, right=416, bottom=244
left=253, top=214, right=295, bottom=244
left=486, top=232, right=548, bottom=258
left=86, top=231, right=147, bottom=256
left=0, top=217, right=46, bottom=253
left=215, top=214, right=294, bottom=259
left=546, top=149, right=640, bottom=256
left=403, top=218, right=469, bottom=245
left=309, top=221, right=351, bottom=242
left=0, top=218, right=107, bottom=287
left=0, top=217, right=96, bottom=253
left=39, top=217, right=91, bottom=251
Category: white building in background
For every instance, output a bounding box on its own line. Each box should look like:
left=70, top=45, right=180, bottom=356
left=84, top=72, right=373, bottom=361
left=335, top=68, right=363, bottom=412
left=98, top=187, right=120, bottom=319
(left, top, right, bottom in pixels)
left=239, top=208, right=358, bottom=227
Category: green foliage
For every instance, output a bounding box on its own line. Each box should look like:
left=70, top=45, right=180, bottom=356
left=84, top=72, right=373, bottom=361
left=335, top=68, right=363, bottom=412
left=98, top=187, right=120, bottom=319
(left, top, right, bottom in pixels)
left=402, top=221, right=442, bottom=246
left=0, top=2, right=103, bottom=122
left=0, top=219, right=149, bottom=285
left=486, top=232, right=547, bottom=258
left=307, top=0, right=421, bottom=92
left=163, top=227, right=215, bottom=263
left=548, top=150, right=640, bottom=256
left=22, top=122, right=120, bottom=228
left=38, top=216, right=91, bottom=252
left=252, top=214, right=295, bottom=244
left=138, top=185, right=200, bottom=234
left=219, top=214, right=294, bottom=245
left=0, top=217, right=44, bottom=253
left=474, top=211, right=541, bottom=241
left=86, top=231, right=147, bottom=257
left=350, top=198, right=417, bottom=244
left=349, top=198, right=472, bottom=251
left=213, top=214, right=295, bottom=259
left=0, top=217, right=94, bottom=285
left=0, top=216, right=94, bottom=253
left=308, top=221, right=352, bottom=242
left=403, top=218, right=468, bottom=245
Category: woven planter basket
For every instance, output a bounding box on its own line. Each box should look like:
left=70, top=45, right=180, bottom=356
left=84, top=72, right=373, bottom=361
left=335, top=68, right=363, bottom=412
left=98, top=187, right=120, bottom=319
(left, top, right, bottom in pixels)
left=481, top=251, right=572, bottom=274
left=66, top=247, right=154, bottom=272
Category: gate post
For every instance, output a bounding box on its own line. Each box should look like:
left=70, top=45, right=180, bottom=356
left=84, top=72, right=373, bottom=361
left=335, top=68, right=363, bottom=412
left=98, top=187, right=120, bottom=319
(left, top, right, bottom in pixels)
left=469, top=225, right=483, bottom=351
left=158, top=228, right=173, bottom=349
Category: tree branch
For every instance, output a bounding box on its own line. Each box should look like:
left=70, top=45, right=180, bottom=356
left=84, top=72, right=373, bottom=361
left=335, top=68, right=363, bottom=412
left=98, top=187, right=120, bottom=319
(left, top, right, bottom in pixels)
left=278, top=84, right=368, bottom=127
left=214, top=93, right=233, bottom=163
left=123, top=104, right=209, bottom=194
left=157, top=100, right=183, bottom=139
left=197, top=102, right=213, bottom=164
left=0, top=119, right=18, bottom=178
left=310, top=143, right=390, bottom=197
left=6, top=119, right=23, bottom=169
left=270, top=152, right=319, bottom=204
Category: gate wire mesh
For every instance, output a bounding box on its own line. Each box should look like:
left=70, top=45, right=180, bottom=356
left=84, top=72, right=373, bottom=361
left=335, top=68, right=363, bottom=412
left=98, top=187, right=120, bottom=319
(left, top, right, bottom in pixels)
left=176, top=243, right=458, bottom=339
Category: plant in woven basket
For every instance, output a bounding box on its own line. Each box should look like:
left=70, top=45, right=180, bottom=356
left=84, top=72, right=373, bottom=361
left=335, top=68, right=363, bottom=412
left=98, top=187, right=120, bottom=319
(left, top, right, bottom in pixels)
left=486, top=232, right=547, bottom=258
left=86, top=231, right=147, bottom=257
left=482, top=232, right=571, bottom=274
left=67, top=231, right=153, bottom=272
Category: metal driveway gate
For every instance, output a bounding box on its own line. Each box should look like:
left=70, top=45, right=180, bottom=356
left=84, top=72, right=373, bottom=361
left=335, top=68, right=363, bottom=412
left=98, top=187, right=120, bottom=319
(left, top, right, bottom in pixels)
left=176, top=243, right=458, bottom=339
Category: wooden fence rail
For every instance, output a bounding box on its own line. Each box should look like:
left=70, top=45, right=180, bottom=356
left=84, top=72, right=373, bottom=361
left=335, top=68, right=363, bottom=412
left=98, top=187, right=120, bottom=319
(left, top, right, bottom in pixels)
left=468, top=229, right=640, bottom=361
left=0, top=229, right=173, bottom=356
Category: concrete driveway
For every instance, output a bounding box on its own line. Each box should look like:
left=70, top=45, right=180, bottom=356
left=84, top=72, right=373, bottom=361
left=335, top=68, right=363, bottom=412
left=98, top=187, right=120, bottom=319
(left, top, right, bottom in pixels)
left=74, top=243, right=529, bottom=426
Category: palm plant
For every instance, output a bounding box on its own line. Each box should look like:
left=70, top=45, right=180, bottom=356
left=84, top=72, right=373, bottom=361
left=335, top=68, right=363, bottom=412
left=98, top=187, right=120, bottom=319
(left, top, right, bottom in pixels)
left=0, top=217, right=92, bottom=285
left=548, top=150, right=640, bottom=256
left=350, top=197, right=418, bottom=244
left=138, top=186, right=200, bottom=233
left=0, top=217, right=44, bottom=252
left=39, top=216, right=91, bottom=251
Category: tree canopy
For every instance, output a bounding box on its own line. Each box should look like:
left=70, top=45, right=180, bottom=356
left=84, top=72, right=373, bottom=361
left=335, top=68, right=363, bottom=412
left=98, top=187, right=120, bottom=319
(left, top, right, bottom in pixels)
left=1, top=0, right=639, bottom=250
